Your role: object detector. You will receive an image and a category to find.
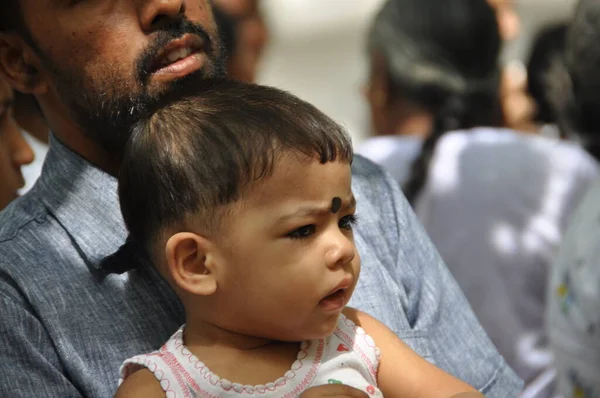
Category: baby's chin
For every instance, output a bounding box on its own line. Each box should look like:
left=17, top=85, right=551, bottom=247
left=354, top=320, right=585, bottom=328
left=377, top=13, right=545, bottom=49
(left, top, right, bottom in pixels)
left=251, top=313, right=343, bottom=343
left=290, top=315, right=342, bottom=342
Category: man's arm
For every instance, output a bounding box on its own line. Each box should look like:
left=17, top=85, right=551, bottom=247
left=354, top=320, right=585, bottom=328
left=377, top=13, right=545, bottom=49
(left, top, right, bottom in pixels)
left=0, top=289, right=83, bottom=397
left=351, top=156, right=523, bottom=397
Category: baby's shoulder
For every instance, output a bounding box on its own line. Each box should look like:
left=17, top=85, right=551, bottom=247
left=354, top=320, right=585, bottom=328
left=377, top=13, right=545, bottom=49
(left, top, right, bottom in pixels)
left=115, top=368, right=164, bottom=398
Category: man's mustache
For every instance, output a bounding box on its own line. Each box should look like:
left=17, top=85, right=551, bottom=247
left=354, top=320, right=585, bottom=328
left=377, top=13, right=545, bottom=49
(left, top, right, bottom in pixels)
left=136, top=18, right=214, bottom=86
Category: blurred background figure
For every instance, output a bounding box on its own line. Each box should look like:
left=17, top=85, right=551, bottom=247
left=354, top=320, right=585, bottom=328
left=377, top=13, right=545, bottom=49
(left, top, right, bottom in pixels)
left=355, top=0, right=598, bottom=392
left=258, top=0, right=575, bottom=144
left=545, top=2, right=600, bottom=396
left=214, top=0, right=269, bottom=82
left=526, top=23, right=568, bottom=136
left=0, top=77, right=34, bottom=210
left=489, top=0, right=538, bottom=133
left=358, top=0, right=503, bottom=186
left=489, top=0, right=521, bottom=41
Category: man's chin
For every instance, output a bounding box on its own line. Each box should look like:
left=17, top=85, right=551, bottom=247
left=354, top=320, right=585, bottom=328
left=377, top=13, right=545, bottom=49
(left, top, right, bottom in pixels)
left=145, top=59, right=225, bottom=99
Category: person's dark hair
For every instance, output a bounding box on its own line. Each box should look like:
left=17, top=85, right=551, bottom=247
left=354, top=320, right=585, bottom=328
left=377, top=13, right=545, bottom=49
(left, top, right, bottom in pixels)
left=368, top=0, right=502, bottom=203
left=119, top=79, right=353, bottom=251
left=549, top=0, right=600, bottom=161
left=0, top=0, right=23, bottom=33
left=526, top=23, right=568, bottom=125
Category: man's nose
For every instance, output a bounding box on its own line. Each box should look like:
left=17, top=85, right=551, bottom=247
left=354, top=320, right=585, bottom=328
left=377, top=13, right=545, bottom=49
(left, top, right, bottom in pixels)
left=139, top=0, right=186, bottom=33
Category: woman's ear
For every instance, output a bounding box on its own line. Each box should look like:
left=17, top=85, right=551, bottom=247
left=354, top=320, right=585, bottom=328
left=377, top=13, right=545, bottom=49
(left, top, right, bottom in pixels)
left=367, top=52, right=391, bottom=108
left=365, top=52, right=392, bottom=136
left=165, top=232, right=219, bottom=296
left=0, top=33, right=49, bottom=94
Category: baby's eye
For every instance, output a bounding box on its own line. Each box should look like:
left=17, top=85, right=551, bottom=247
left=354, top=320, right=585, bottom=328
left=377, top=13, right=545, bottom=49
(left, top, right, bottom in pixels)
left=339, top=214, right=358, bottom=230
left=287, top=225, right=316, bottom=239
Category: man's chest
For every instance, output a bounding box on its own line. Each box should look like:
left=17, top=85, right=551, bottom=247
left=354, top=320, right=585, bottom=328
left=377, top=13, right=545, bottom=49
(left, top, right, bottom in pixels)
left=22, top=263, right=184, bottom=397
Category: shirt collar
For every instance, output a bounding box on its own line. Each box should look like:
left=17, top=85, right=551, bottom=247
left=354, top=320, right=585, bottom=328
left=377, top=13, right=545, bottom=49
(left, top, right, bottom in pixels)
left=36, top=134, right=127, bottom=270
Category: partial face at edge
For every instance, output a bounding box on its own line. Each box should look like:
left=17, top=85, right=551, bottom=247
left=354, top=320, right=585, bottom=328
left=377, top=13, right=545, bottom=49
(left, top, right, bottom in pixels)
left=16, top=0, right=226, bottom=151
left=0, top=78, right=33, bottom=209
left=217, top=0, right=268, bottom=82
left=207, top=155, right=360, bottom=342
left=364, top=52, right=390, bottom=136
left=487, top=0, right=520, bottom=41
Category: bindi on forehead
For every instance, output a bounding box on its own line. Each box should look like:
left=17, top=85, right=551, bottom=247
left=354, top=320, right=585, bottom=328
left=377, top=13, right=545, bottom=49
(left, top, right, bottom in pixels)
left=330, top=197, right=342, bottom=214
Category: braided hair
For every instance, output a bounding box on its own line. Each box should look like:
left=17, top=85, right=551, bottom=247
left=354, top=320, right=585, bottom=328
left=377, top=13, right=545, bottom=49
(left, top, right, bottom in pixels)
left=404, top=96, right=465, bottom=202
left=368, top=0, right=503, bottom=203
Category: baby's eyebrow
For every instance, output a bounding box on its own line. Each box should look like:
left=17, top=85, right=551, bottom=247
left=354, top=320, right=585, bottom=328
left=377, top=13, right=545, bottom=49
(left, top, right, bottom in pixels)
left=275, top=204, right=331, bottom=223
left=276, top=195, right=356, bottom=222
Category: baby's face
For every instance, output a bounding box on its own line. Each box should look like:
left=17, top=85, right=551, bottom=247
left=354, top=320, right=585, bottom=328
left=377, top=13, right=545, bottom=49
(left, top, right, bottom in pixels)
left=210, top=155, right=360, bottom=342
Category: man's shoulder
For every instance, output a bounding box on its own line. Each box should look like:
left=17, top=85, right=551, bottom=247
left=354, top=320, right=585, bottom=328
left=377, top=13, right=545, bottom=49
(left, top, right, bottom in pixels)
left=0, top=192, right=64, bottom=277
left=351, top=154, right=389, bottom=183
left=350, top=155, right=402, bottom=211
left=349, top=155, right=411, bottom=244
left=0, top=194, right=48, bottom=244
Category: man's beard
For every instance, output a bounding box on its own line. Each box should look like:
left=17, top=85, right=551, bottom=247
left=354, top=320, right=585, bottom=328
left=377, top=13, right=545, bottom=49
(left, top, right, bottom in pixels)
left=36, top=17, right=226, bottom=156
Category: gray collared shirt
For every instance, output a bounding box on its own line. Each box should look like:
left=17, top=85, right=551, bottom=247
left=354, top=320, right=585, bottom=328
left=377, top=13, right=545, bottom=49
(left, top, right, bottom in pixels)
left=0, top=136, right=522, bottom=397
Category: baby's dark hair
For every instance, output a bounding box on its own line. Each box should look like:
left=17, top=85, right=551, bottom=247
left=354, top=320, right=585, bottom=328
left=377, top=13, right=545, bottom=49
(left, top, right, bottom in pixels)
left=118, top=79, right=353, bottom=251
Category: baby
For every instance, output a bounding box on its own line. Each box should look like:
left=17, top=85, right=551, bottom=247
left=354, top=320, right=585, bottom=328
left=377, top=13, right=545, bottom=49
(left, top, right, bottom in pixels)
left=114, top=80, right=481, bottom=397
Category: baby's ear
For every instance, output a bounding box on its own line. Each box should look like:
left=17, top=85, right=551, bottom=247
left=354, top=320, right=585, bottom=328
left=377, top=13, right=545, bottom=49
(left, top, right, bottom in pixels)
left=165, top=232, right=218, bottom=296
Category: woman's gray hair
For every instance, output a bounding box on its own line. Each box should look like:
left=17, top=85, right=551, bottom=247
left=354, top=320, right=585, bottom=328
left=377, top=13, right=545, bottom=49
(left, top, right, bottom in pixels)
left=367, top=0, right=502, bottom=203
left=367, top=0, right=500, bottom=100
left=369, top=2, right=467, bottom=95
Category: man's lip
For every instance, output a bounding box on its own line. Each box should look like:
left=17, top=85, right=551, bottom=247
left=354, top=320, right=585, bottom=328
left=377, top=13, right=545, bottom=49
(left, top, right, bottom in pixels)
left=150, top=53, right=206, bottom=84
left=150, top=33, right=206, bottom=73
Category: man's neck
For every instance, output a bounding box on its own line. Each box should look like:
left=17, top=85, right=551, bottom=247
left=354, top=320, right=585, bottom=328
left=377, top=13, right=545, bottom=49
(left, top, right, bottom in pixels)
left=38, top=95, right=122, bottom=176
left=53, top=129, right=122, bottom=176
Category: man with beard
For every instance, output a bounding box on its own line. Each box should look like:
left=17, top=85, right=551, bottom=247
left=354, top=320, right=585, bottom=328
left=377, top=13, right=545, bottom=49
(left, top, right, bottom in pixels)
left=0, top=1, right=521, bottom=397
